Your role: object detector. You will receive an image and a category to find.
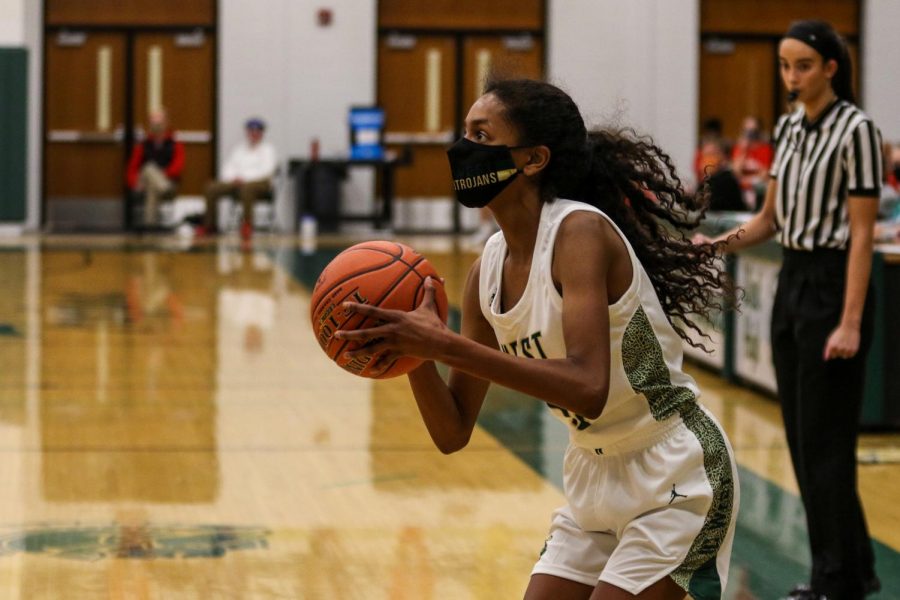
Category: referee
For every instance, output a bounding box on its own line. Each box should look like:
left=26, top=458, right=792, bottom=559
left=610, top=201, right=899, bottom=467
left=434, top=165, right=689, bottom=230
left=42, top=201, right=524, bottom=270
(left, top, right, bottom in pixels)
left=695, top=20, right=882, bottom=600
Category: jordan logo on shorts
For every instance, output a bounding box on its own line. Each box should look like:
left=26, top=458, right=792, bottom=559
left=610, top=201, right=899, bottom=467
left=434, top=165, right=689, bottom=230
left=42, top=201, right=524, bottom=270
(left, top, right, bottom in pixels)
left=539, top=534, right=552, bottom=557
left=669, top=484, right=687, bottom=505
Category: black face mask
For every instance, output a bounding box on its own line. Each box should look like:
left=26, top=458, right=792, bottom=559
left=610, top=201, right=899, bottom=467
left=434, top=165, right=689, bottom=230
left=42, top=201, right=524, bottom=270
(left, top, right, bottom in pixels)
left=446, top=138, right=526, bottom=208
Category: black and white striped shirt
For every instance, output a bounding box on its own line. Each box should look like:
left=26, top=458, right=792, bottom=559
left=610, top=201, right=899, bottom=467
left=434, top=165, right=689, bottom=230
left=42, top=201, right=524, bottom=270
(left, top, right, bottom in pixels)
left=769, top=99, right=883, bottom=251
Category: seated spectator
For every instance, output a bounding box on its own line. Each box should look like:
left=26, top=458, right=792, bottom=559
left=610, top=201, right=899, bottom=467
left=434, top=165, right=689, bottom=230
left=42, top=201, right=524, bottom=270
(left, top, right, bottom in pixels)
left=886, top=144, right=900, bottom=197
left=126, top=108, right=185, bottom=227
left=731, top=116, right=773, bottom=209
left=879, top=143, right=900, bottom=221
left=693, top=117, right=728, bottom=185
left=198, top=117, right=277, bottom=240
left=699, top=140, right=746, bottom=212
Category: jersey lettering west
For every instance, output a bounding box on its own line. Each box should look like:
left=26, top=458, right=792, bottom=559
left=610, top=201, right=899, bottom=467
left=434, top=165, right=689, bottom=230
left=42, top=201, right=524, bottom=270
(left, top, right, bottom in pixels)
left=500, top=332, right=547, bottom=359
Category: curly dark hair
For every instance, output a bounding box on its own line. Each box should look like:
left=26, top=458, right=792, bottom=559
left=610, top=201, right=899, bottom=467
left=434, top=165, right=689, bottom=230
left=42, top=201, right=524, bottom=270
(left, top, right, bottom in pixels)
left=484, top=77, right=734, bottom=347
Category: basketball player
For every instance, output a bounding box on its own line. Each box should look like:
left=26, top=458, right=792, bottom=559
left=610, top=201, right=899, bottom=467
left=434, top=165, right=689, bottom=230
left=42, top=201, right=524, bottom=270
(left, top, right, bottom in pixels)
left=336, top=78, right=739, bottom=599
left=694, top=20, right=883, bottom=599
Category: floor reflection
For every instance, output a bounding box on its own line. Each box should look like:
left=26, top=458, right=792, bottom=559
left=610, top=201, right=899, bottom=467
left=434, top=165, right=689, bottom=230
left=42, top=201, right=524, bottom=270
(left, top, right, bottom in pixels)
left=38, top=248, right=219, bottom=503
left=0, top=250, right=28, bottom=429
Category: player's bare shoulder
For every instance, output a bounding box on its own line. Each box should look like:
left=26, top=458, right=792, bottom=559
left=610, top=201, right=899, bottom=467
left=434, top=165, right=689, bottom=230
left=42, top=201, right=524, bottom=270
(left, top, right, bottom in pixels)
left=462, top=255, right=484, bottom=306
left=556, top=210, right=619, bottom=259
left=466, top=255, right=483, bottom=284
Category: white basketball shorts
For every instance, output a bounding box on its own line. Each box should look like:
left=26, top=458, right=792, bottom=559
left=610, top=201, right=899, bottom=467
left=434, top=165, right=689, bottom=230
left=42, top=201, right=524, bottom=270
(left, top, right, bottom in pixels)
left=532, top=405, right=739, bottom=599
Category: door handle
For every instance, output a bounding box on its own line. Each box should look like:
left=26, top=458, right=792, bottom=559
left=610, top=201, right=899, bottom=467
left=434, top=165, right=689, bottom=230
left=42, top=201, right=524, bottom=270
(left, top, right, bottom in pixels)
left=425, top=48, right=442, bottom=133
left=47, top=130, right=123, bottom=143
left=175, top=130, right=212, bottom=143
left=96, top=45, right=113, bottom=131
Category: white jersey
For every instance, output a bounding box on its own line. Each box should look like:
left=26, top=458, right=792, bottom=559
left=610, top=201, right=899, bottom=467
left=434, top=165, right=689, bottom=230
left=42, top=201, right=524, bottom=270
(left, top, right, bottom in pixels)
left=479, top=198, right=701, bottom=450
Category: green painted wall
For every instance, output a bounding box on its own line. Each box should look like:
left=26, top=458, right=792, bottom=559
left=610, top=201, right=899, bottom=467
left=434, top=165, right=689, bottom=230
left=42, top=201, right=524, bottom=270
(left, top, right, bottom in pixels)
left=0, top=48, right=28, bottom=222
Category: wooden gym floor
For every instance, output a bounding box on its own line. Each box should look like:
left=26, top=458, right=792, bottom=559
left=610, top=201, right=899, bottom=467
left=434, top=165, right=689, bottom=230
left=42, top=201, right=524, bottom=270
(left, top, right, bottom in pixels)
left=0, top=234, right=898, bottom=599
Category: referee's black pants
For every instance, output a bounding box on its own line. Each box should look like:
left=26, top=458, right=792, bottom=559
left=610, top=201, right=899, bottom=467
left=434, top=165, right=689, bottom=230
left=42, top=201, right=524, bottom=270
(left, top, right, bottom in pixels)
left=771, top=248, right=877, bottom=599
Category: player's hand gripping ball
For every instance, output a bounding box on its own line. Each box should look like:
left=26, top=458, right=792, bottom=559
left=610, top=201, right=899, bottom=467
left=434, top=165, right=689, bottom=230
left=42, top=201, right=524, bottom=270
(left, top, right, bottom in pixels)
left=310, top=241, right=449, bottom=378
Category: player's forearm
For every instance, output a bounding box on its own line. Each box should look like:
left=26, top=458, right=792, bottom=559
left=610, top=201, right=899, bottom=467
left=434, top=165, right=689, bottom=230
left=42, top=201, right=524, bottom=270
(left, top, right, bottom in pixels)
left=841, top=229, right=874, bottom=329
left=435, top=332, right=609, bottom=419
left=713, top=211, right=777, bottom=252
left=406, top=362, right=477, bottom=454
left=712, top=179, right=778, bottom=252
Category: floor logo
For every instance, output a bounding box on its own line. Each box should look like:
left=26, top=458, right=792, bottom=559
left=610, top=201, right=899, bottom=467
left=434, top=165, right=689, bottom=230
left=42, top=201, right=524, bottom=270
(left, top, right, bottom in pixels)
left=0, top=523, right=270, bottom=560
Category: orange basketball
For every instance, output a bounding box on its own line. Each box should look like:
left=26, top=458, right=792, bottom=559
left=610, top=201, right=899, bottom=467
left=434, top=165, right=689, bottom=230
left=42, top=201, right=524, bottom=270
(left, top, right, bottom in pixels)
left=310, top=241, right=449, bottom=379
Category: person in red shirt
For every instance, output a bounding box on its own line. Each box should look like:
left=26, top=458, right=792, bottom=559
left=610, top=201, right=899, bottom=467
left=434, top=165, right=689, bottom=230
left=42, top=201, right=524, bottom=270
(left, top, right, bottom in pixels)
left=731, top=116, right=773, bottom=210
left=886, top=144, right=900, bottom=192
left=693, top=117, right=727, bottom=185
left=126, top=108, right=185, bottom=227
left=700, top=139, right=746, bottom=212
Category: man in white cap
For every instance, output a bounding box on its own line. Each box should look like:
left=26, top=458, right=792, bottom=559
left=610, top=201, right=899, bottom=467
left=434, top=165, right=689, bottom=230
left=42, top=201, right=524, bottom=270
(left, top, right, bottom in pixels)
left=199, top=117, right=278, bottom=239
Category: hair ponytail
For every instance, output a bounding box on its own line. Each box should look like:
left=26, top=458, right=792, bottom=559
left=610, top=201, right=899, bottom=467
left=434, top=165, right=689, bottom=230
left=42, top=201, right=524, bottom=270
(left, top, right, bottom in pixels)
left=484, top=77, right=734, bottom=348
left=832, top=40, right=855, bottom=104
